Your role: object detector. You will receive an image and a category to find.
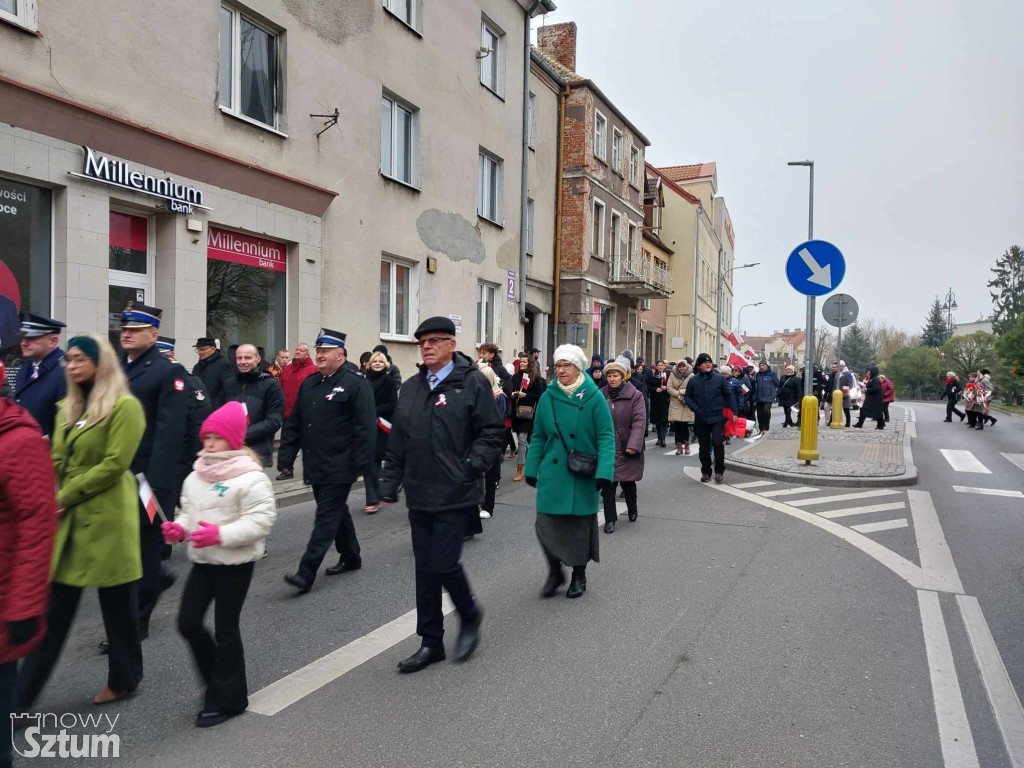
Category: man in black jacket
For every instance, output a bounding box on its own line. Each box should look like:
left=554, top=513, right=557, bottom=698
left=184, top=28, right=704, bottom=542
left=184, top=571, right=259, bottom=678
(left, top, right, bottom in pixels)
left=380, top=316, right=503, bottom=673
left=279, top=329, right=375, bottom=593
left=684, top=352, right=737, bottom=484
left=223, top=344, right=285, bottom=467
left=191, top=337, right=234, bottom=409
left=155, top=337, right=212, bottom=504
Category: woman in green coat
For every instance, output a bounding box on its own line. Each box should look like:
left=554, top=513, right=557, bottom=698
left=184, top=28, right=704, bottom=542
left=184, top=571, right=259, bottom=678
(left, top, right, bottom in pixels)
left=17, top=334, right=146, bottom=708
left=524, top=345, right=614, bottom=599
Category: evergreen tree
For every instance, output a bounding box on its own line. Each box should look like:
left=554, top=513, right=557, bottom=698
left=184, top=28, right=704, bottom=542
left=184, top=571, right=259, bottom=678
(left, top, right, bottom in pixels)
left=988, top=245, right=1024, bottom=335
left=839, top=323, right=878, bottom=374
left=920, top=297, right=952, bottom=347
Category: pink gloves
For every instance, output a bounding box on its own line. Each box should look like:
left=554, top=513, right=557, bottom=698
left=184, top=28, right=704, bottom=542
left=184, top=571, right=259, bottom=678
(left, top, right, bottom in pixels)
left=189, top=521, right=221, bottom=549
left=161, top=522, right=186, bottom=543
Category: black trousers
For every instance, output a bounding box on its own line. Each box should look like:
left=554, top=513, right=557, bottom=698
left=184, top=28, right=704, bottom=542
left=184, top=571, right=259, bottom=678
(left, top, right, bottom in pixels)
left=177, top=562, right=254, bottom=714
left=363, top=459, right=382, bottom=506
left=966, top=410, right=978, bottom=427
left=946, top=399, right=965, bottom=420
left=855, top=414, right=885, bottom=429
left=504, top=429, right=517, bottom=455
left=755, top=402, right=773, bottom=431
left=17, top=581, right=142, bottom=708
left=138, top=489, right=175, bottom=635
left=482, top=457, right=501, bottom=513
left=782, top=402, right=797, bottom=428
left=601, top=481, right=637, bottom=521
left=882, top=403, right=891, bottom=421
left=654, top=421, right=668, bottom=444
left=672, top=421, right=691, bottom=444
left=693, top=421, right=726, bottom=476
left=409, top=508, right=479, bottom=649
left=297, top=483, right=359, bottom=583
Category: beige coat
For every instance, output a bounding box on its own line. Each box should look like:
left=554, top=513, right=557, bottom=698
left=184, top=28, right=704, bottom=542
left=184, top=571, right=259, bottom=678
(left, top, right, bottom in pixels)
left=667, top=368, right=695, bottom=423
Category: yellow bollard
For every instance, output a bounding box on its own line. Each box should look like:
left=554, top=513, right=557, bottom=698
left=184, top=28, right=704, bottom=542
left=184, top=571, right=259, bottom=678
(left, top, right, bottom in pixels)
left=797, top=394, right=820, bottom=463
left=830, top=388, right=844, bottom=430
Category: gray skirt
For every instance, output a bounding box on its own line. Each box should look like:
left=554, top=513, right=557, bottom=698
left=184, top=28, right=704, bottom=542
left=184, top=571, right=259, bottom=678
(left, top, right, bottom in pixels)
left=535, top=513, right=599, bottom=567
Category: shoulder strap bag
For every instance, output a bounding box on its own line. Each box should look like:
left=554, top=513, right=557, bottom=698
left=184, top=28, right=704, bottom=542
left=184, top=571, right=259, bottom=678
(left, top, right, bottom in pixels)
left=549, top=397, right=598, bottom=477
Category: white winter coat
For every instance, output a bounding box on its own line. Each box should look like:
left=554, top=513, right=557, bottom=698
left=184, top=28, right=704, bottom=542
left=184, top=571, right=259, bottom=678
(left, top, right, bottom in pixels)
left=178, top=454, right=277, bottom=566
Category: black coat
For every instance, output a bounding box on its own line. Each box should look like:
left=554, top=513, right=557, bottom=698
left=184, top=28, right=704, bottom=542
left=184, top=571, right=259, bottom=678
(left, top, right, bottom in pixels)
left=943, top=380, right=963, bottom=402
left=122, top=344, right=188, bottom=509
left=380, top=354, right=504, bottom=512
left=683, top=370, right=737, bottom=424
left=648, top=369, right=671, bottom=424
left=631, top=368, right=650, bottom=416
left=192, top=349, right=234, bottom=409
left=487, top=354, right=513, bottom=397
left=510, top=369, right=546, bottom=433
left=778, top=374, right=804, bottom=408
left=366, top=368, right=399, bottom=464
left=13, top=347, right=67, bottom=438
left=860, top=372, right=884, bottom=419
left=223, top=370, right=285, bottom=466
left=278, top=365, right=376, bottom=485
left=172, top=361, right=213, bottom=488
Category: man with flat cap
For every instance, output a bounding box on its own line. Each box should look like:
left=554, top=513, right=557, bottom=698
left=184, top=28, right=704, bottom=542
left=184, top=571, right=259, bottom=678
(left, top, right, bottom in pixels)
left=191, top=336, right=234, bottom=410
left=14, top=312, right=67, bottom=439
left=118, top=303, right=188, bottom=640
left=279, top=328, right=376, bottom=593
left=380, top=316, right=504, bottom=672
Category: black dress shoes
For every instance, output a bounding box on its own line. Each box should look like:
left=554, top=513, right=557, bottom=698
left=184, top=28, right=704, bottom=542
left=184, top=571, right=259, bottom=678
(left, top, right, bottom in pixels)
left=453, top=607, right=483, bottom=663
left=397, top=645, right=446, bottom=673
left=325, top=558, right=362, bottom=576
left=540, top=568, right=566, bottom=598
left=283, top=573, right=311, bottom=593
left=628, top=509, right=638, bottom=522
left=700, top=475, right=712, bottom=483
left=196, top=709, right=241, bottom=728
left=603, top=520, right=615, bottom=534
left=566, top=570, right=586, bottom=599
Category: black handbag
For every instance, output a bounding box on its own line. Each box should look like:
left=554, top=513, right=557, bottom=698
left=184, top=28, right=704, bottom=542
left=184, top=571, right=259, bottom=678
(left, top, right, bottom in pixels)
left=549, top=398, right=598, bottom=477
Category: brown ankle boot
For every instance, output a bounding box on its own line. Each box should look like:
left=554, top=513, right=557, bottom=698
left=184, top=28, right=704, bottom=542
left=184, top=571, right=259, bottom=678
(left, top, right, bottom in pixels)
left=514, top=465, right=524, bottom=482
left=93, top=686, right=130, bottom=705
left=675, top=443, right=683, bottom=455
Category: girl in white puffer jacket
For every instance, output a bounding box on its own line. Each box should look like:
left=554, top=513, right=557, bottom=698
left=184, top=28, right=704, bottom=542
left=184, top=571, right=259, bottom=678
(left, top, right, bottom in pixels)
left=161, top=400, right=276, bottom=728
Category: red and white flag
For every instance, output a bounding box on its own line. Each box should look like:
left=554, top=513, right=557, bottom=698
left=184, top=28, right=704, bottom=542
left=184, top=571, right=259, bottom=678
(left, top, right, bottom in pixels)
left=241, top=401, right=250, bottom=425
left=728, top=329, right=744, bottom=348
left=136, top=473, right=167, bottom=524
left=377, top=417, right=392, bottom=433
left=727, top=351, right=748, bottom=369
left=521, top=373, right=530, bottom=390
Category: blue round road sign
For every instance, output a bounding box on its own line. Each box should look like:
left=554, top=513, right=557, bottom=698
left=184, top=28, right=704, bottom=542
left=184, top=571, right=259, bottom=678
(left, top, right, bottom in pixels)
left=785, top=240, right=845, bottom=297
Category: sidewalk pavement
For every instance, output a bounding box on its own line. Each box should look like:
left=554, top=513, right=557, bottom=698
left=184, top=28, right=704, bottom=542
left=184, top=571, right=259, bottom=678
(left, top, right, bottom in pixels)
left=726, top=408, right=917, bottom=488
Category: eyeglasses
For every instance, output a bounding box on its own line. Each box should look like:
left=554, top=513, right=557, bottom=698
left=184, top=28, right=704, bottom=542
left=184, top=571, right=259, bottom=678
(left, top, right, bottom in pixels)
left=417, top=336, right=455, bottom=348
left=553, top=362, right=575, bottom=370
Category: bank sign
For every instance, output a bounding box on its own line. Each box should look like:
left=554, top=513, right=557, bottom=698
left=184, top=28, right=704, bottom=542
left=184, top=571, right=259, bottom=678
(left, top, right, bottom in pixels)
left=69, top=146, right=210, bottom=214
left=207, top=227, right=286, bottom=272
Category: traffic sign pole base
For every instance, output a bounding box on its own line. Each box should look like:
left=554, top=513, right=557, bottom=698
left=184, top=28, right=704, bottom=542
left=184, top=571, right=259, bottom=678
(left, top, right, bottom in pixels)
left=796, top=395, right=820, bottom=462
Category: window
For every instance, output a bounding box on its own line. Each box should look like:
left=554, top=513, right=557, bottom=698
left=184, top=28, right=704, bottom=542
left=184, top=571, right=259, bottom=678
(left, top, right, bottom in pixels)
left=477, top=282, right=497, bottom=345
left=0, top=177, right=51, bottom=362
left=219, top=5, right=281, bottom=131
left=526, top=198, right=535, bottom=255
left=380, top=256, right=414, bottom=338
left=478, top=150, right=503, bottom=224
left=383, top=0, right=416, bottom=30
left=480, top=17, right=505, bottom=97
left=612, top=129, right=623, bottom=175
left=609, top=212, right=622, bottom=258
left=592, top=199, right=605, bottom=258
left=0, top=0, right=36, bottom=32
left=629, top=222, right=639, bottom=258
left=650, top=200, right=661, bottom=231
left=528, top=92, right=537, bottom=148
left=630, top=146, right=642, bottom=187
left=108, top=211, right=153, bottom=353
left=594, top=111, right=607, bottom=161
left=380, top=91, right=419, bottom=187
left=592, top=303, right=613, bottom=359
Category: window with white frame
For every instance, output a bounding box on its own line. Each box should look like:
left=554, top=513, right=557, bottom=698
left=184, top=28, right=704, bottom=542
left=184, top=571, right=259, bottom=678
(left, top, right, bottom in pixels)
left=609, top=211, right=622, bottom=259
left=0, top=0, right=37, bottom=32
left=630, top=146, right=641, bottom=187
left=528, top=92, right=537, bottom=148
left=476, top=281, right=498, bottom=344
left=612, top=129, right=623, bottom=175
left=380, top=91, right=419, bottom=187
left=592, top=199, right=605, bottom=259
left=219, top=4, right=281, bottom=131
left=479, top=17, right=505, bottom=97
left=594, top=111, right=607, bottom=161
left=593, top=303, right=614, bottom=359
left=478, top=150, right=503, bottom=224
left=379, top=255, right=415, bottom=338
left=526, top=198, right=535, bottom=255
left=382, top=0, right=417, bottom=31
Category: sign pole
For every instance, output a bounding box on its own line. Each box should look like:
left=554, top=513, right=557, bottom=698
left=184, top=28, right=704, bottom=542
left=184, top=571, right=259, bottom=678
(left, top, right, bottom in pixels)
left=797, top=162, right=819, bottom=463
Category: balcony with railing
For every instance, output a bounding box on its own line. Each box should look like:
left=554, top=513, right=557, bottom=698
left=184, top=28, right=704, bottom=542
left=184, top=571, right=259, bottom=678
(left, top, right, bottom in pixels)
left=607, top=251, right=672, bottom=298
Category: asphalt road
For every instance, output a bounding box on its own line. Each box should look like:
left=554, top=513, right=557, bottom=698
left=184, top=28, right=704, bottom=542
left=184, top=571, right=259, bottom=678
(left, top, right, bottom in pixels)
left=14, top=404, right=1024, bottom=767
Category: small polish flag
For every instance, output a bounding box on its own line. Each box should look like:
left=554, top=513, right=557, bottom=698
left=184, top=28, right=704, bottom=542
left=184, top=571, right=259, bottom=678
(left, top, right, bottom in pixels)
left=521, top=374, right=530, bottom=389
left=241, top=401, right=250, bottom=425
left=377, top=417, right=392, bottom=433
left=135, top=473, right=167, bottom=524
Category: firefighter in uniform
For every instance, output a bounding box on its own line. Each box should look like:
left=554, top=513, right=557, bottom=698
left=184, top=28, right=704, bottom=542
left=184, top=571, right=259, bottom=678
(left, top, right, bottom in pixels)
left=278, top=328, right=376, bottom=593
left=13, top=312, right=67, bottom=439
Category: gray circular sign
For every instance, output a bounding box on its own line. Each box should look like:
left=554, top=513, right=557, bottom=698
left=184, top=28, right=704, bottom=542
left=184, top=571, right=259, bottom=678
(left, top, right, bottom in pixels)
left=822, top=293, right=859, bottom=328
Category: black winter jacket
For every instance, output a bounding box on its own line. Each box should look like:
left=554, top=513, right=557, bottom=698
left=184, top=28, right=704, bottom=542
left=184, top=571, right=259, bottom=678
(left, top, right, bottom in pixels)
left=778, top=374, right=804, bottom=407
left=366, top=368, right=399, bottom=464
left=278, top=365, right=376, bottom=485
left=173, top=362, right=213, bottom=485
left=380, top=354, right=504, bottom=512
left=192, top=349, right=235, bottom=409
left=223, top=370, right=285, bottom=466
left=683, top=370, right=737, bottom=424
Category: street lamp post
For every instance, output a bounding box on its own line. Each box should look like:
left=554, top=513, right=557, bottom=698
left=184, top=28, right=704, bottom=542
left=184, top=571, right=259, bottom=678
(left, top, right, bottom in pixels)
left=736, top=301, right=765, bottom=341
left=943, top=287, right=958, bottom=337
left=715, top=262, right=760, bottom=362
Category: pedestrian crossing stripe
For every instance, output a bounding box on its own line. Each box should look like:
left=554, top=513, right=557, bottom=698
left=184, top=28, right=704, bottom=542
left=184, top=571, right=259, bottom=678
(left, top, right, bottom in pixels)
left=953, top=486, right=1024, bottom=498
left=939, top=449, right=991, bottom=474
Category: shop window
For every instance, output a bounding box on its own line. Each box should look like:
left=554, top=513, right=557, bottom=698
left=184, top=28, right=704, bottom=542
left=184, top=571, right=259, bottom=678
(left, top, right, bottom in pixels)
left=219, top=4, right=282, bottom=132
left=0, top=178, right=51, bottom=361
left=380, top=255, right=414, bottom=338
left=206, top=226, right=287, bottom=355
left=107, top=211, right=152, bottom=352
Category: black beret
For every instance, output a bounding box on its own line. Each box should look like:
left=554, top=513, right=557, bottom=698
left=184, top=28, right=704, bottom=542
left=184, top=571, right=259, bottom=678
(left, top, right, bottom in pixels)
left=414, top=316, right=456, bottom=339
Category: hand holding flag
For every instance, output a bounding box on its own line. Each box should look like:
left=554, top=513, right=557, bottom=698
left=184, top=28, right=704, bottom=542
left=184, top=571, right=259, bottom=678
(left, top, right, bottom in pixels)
left=136, top=473, right=168, bottom=524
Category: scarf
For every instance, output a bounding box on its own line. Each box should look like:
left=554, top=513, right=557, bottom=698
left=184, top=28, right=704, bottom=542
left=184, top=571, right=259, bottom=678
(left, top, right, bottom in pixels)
left=606, top=384, right=625, bottom=399
left=193, top=449, right=263, bottom=483
left=557, top=372, right=586, bottom=398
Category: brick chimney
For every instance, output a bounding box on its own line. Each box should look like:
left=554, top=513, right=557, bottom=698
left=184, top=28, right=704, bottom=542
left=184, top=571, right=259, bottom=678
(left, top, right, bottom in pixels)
left=537, top=22, right=577, bottom=72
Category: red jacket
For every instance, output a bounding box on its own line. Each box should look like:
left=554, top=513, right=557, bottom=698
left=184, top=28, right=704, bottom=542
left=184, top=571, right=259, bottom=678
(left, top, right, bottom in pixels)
left=279, top=357, right=317, bottom=418
left=0, top=398, right=57, bottom=663
left=881, top=378, right=895, bottom=404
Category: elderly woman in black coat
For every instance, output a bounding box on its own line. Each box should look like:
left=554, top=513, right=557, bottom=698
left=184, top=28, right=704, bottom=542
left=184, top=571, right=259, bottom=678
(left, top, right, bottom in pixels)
left=363, top=351, right=399, bottom=512
left=854, top=366, right=885, bottom=430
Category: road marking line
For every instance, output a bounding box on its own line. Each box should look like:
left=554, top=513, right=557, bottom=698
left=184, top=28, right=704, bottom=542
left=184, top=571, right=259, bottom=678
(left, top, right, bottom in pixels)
left=732, top=480, right=776, bottom=489
left=956, top=594, right=1024, bottom=767
left=953, top=486, right=1024, bottom=498
left=758, top=486, right=818, bottom=498
left=788, top=489, right=902, bottom=507
left=247, top=593, right=455, bottom=716
left=818, top=501, right=907, bottom=519
left=850, top=518, right=908, bottom=534
left=909, top=490, right=964, bottom=594
left=688, top=467, right=924, bottom=589
left=1002, top=454, right=1024, bottom=473
left=939, top=449, right=992, bottom=474
left=906, top=422, right=918, bottom=439
left=917, top=590, right=980, bottom=768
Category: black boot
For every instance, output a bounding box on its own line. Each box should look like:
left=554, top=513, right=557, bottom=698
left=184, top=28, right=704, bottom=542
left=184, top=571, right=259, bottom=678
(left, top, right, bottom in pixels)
left=540, top=558, right=566, bottom=598
left=566, top=567, right=586, bottom=598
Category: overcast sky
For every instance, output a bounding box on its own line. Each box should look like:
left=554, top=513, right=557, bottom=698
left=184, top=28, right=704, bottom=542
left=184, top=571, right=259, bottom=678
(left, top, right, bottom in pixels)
left=532, top=0, right=1023, bottom=337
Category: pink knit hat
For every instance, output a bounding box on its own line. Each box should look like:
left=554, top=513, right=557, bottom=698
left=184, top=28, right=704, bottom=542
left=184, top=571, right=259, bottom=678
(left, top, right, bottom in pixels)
left=200, top=401, right=247, bottom=450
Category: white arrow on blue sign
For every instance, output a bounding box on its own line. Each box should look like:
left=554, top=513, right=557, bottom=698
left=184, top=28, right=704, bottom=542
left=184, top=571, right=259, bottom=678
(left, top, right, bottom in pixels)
left=785, top=240, right=845, bottom=297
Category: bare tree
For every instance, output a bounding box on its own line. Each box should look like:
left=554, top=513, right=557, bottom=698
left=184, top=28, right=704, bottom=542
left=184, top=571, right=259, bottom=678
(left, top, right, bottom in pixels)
left=815, top=327, right=835, bottom=368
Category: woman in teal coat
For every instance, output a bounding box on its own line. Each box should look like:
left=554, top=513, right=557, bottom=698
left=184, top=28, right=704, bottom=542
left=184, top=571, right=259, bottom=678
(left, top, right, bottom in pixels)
left=524, top=345, right=614, bottom=599
left=17, top=334, right=146, bottom=708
